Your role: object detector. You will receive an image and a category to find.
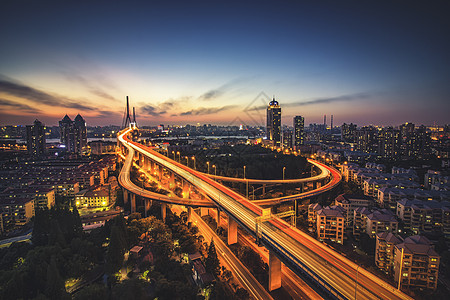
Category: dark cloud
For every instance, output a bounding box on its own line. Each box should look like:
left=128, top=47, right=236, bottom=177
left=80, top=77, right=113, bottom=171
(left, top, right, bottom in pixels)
left=287, top=92, right=373, bottom=107
left=0, top=98, right=42, bottom=113
left=139, top=97, right=191, bottom=117
left=179, top=105, right=237, bottom=116
left=0, top=77, right=96, bottom=111
left=140, top=105, right=166, bottom=117
left=199, top=77, right=252, bottom=101
left=62, top=72, right=119, bottom=101
left=94, top=110, right=122, bottom=119
left=246, top=92, right=374, bottom=111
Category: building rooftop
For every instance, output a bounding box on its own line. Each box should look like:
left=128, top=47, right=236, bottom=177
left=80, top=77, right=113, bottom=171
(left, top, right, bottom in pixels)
left=377, top=232, right=402, bottom=244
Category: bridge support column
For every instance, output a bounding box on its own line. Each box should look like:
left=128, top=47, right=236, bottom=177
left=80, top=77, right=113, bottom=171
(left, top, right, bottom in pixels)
left=143, top=157, right=148, bottom=170
left=150, top=161, right=155, bottom=175
left=227, top=217, right=238, bottom=245
left=262, top=184, right=266, bottom=196
left=200, top=207, right=208, bottom=216
left=161, top=203, right=166, bottom=222
left=169, top=173, right=175, bottom=189
left=182, top=181, right=190, bottom=198
left=269, top=251, right=282, bottom=291
left=187, top=207, right=192, bottom=222
left=158, top=165, right=163, bottom=181
left=130, top=193, right=136, bottom=213
left=144, top=199, right=152, bottom=217
left=216, top=208, right=220, bottom=227
left=123, top=188, right=128, bottom=205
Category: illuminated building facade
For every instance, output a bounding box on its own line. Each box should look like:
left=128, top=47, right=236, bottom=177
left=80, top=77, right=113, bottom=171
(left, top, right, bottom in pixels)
left=266, top=98, right=281, bottom=147
left=26, top=119, right=46, bottom=156
left=293, top=116, right=304, bottom=148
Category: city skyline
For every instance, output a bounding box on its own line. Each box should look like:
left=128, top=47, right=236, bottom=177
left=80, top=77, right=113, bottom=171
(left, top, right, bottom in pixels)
left=1, top=1, right=449, bottom=127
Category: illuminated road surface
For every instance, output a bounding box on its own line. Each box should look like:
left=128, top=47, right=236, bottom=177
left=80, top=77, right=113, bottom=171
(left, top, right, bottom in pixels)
left=185, top=207, right=273, bottom=300
left=118, top=129, right=412, bottom=300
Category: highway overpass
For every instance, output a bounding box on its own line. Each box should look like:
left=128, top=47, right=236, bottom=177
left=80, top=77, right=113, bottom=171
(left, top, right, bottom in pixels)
left=118, top=127, right=412, bottom=300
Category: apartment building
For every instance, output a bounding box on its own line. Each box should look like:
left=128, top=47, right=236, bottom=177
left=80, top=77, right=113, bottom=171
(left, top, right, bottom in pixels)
left=375, top=232, right=402, bottom=273
left=316, top=206, right=345, bottom=244
left=334, top=193, right=373, bottom=229
left=393, top=236, right=440, bottom=291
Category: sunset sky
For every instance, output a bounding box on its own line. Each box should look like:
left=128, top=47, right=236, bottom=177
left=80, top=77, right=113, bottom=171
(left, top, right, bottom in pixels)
left=1, top=1, right=449, bottom=127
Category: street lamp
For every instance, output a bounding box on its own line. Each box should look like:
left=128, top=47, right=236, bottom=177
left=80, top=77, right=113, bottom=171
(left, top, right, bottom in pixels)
left=185, top=156, right=189, bottom=166
left=283, top=166, right=286, bottom=180
left=172, top=151, right=175, bottom=160
left=192, top=156, right=196, bottom=170
left=176, top=151, right=180, bottom=162
left=207, top=161, right=210, bottom=174
left=212, top=165, right=216, bottom=179
left=243, top=165, right=246, bottom=179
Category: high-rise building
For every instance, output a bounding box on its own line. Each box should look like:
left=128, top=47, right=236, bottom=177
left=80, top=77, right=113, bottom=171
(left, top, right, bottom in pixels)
left=293, top=116, right=305, bottom=148
left=74, top=114, right=87, bottom=153
left=59, top=114, right=87, bottom=155
left=378, top=127, right=401, bottom=159
left=341, top=123, right=357, bottom=142
left=266, top=97, right=281, bottom=147
left=356, top=126, right=379, bottom=153
left=26, top=119, right=46, bottom=156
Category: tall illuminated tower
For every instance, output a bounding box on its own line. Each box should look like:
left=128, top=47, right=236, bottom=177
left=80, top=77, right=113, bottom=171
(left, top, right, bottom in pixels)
left=26, top=119, right=46, bottom=156
left=293, top=116, right=305, bottom=148
left=267, top=97, right=281, bottom=146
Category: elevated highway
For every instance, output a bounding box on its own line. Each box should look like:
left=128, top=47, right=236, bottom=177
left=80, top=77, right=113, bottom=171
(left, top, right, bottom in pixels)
left=118, top=138, right=215, bottom=207
left=203, top=158, right=330, bottom=184
left=118, top=128, right=412, bottom=300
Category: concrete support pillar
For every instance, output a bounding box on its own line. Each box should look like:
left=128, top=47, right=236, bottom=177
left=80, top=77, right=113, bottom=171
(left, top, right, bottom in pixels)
left=227, top=217, right=238, bottom=245
left=161, top=203, right=166, bottom=222
left=131, top=193, right=136, bottom=213
left=200, top=207, right=208, bottom=216
left=182, top=181, right=190, bottom=198
left=187, top=207, right=192, bottom=222
left=158, top=165, right=163, bottom=181
left=317, top=181, right=322, bottom=188
left=216, top=208, right=220, bottom=226
left=150, top=161, right=155, bottom=174
left=169, top=172, right=175, bottom=189
left=123, top=188, right=128, bottom=204
left=269, top=250, right=282, bottom=291
left=143, top=157, right=148, bottom=170
left=262, top=184, right=266, bottom=195
left=144, top=199, right=152, bottom=217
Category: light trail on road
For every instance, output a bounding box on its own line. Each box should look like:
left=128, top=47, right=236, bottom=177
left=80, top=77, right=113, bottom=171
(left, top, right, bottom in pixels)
left=118, top=128, right=413, bottom=300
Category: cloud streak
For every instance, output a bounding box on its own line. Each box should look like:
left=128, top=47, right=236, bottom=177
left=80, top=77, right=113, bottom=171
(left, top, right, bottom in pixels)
left=246, top=92, right=374, bottom=111
left=198, top=77, right=252, bottom=101
left=139, top=97, right=191, bottom=117
left=0, top=98, right=42, bottom=113
left=0, top=77, right=96, bottom=111
left=178, top=105, right=237, bottom=116
left=62, top=72, right=119, bottom=102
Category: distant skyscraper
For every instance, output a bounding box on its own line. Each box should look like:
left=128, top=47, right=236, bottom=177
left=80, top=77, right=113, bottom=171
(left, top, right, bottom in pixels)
left=59, top=114, right=87, bottom=155
left=293, top=116, right=305, bottom=148
left=26, top=119, right=46, bottom=156
left=341, top=123, right=357, bottom=142
left=330, top=115, right=333, bottom=129
left=74, top=114, right=87, bottom=153
left=267, top=97, right=281, bottom=146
